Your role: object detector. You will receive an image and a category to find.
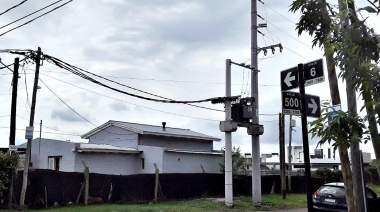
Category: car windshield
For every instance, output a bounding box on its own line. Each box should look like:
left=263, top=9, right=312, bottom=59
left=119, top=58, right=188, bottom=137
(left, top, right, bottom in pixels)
left=318, top=186, right=346, bottom=198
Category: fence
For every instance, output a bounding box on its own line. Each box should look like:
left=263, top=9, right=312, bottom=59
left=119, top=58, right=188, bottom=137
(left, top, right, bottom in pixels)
left=1, top=169, right=338, bottom=208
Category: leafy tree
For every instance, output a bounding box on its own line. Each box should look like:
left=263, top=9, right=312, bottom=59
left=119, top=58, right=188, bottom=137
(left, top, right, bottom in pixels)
left=219, top=146, right=247, bottom=179
left=0, top=152, right=19, bottom=204
left=290, top=1, right=380, bottom=211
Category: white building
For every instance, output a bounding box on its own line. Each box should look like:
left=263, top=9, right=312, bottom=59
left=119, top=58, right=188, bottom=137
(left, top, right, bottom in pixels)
left=19, top=121, right=223, bottom=175
left=243, top=145, right=372, bottom=173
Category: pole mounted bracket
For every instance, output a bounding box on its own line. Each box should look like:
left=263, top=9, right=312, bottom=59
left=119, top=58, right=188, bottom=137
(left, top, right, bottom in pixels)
left=247, top=124, right=264, bottom=135
left=219, top=121, right=238, bottom=132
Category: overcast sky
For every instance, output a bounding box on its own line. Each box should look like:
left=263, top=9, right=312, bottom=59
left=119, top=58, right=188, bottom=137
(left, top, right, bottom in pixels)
left=0, top=0, right=379, bottom=158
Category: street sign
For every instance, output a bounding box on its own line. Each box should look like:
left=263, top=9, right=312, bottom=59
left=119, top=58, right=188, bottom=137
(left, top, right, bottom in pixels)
left=280, top=67, right=298, bottom=91
left=282, top=91, right=301, bottom=115
left=304, top=59, right=324, bottom=87
left=282, top=91, right=321, bottom=117
left=9, top=145, right=17, bottom=152
left=305, top=94, right=321, bottom=118
left=280, top=59, right=324, bottom=90
left=25, top=126, right=34, bottom=139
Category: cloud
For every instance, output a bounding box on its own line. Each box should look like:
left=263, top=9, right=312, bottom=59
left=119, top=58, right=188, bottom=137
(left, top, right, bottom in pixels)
left=51, top=109, right=87, bottom=122
left=109, top=102, right=129, bottom=112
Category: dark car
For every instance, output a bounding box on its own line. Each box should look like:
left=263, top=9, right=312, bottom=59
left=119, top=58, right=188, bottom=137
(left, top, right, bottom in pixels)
left=313, top=182, right=380, bottom=211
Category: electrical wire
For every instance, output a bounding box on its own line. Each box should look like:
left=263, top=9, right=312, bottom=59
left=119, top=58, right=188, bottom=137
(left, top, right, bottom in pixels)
left=44, top=54, right=230, bottom=104
left=0, top=0, right=29, bottom=16
left=39, top=78, right=98, bottom=127
left=0, top=0, right=73, bottom=37
left=39, top=73, right=220, bottom=121
left=0, top=60, right=14, bottom=72
left=0, top=0, right=65, bottom=30
left=258, top=0, right=322, bottom=56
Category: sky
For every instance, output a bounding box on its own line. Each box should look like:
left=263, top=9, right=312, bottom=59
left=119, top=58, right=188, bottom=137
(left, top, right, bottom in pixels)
left=0, top=0, right=379, bottom=158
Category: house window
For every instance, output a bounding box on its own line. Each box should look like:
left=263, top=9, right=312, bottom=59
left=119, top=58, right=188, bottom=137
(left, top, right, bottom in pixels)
left=48, top=156, right=62, bottom=171
left=140, top=158, right=145, bottom=169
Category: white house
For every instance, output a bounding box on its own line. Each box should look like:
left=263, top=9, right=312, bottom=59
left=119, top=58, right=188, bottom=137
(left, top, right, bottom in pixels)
left=19, top=121, right=223, bottom=175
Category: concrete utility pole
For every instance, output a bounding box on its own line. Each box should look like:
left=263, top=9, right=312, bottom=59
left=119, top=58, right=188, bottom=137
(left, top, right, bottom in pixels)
left=251, top=0, right=261, bottom=203
left=20, top=47, right=42, bottom=208
left=224, top=59, right=233, bottom=207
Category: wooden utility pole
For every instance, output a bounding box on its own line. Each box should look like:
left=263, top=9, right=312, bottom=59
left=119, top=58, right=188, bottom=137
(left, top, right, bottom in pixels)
left=9, top=57, right=19, bottom=146
left=279, top=113, right=286, bottom=199
left=20, top=47, right=42, bottom=208
left=8, top=57, right=19, bottom=209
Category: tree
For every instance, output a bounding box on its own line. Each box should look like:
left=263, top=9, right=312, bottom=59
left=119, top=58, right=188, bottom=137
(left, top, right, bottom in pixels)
left=219, top=146, right=247, bottom=178
left=0, top=152, right=19, bottom=205
left=290, top=1, right=380, bottom=211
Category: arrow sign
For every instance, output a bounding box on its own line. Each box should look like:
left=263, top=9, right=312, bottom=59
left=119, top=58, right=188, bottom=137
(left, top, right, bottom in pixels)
left=282, top=92, right=320, bottom=118
left=305, top=94, right=321, bottom=117
left=284, top=72, right=295, bottom=87
left=281, top=67, right=298, bottom=91
left=304, top=59, right=324, bottom=87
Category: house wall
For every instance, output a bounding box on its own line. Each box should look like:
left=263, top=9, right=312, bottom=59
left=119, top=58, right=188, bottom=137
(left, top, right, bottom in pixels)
left=162, top=151, right=222, bottom=174
left=88, top=126, right=139, bottom=148
left=137, top=145, right=164, bottom=174
left=139, top=135, right=213, bottom=151
left=74, top=152, right=140, bottom=175
left=27, top=138, right=77, bottom=171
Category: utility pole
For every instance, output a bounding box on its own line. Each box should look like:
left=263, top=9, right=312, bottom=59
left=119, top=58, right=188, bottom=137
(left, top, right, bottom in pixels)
left=279, top=113, right=286, bottom=199
left=337, top=1, right=365, bottom=211
left=8, top=57, right=19, bottom=209
left=38, top=120, right=42, bottom=168
left=20, top=47, right=42, bottom=208
left=224, top=59, right=233, bottom=207
left=287, top=115, right=293, bottom=192
left=251, top=0, right=261, bottom=203
left=9, top=57, right=19, bottom=146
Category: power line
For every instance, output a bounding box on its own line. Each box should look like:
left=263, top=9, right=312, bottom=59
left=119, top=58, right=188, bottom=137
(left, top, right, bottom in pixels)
left=39, top=73, right=221, bottom=121
left=0, top=0, right=73, bottom=36
left=44, top=54, right=234, bottom=104
left=0, top=0, right=29, bottom=16
left=30, top=70, right=277, bottom=86
left=39, top=78, right=98, bottom=127
left=0, top=0, right=65, bottom=30
left=257, top=1, right=322, bottom=57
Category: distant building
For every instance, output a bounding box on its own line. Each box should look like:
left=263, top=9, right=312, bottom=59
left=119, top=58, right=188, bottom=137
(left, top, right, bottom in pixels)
left=243, top=145, right=372, bottom=174
left=19, top=121, right=222, bottom=175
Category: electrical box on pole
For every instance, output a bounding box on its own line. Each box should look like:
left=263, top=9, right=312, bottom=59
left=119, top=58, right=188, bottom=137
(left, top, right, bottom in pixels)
left=231, top=97, right=255, bottom=122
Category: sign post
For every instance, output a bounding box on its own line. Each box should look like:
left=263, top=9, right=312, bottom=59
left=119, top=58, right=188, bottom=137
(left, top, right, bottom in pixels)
left=280, top=58, right=324, bottom=211
left=298, top=63, right=313, bottom=212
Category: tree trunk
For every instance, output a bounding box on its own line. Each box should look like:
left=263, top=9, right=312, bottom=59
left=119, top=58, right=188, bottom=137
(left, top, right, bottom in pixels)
left=324, top=49, right=355, bottom=212
left=320, top=0, right=355, bottom=209
left=339, top=145, right=355, bottom=212
left=362, top=88, right=380, bottom=158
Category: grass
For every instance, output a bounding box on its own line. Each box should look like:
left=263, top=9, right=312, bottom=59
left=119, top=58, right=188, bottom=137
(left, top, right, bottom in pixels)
left=8, top=194, right=307, bottom=212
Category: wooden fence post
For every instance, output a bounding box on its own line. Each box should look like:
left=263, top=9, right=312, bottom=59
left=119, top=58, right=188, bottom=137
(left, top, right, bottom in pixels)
left=154, top=163, right=159, bottom=202
left=82, top=160, right=89, bottom=205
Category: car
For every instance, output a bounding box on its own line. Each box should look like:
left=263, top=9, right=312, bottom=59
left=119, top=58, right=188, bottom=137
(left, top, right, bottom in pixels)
left=313, top=182, right=380, bottom=211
